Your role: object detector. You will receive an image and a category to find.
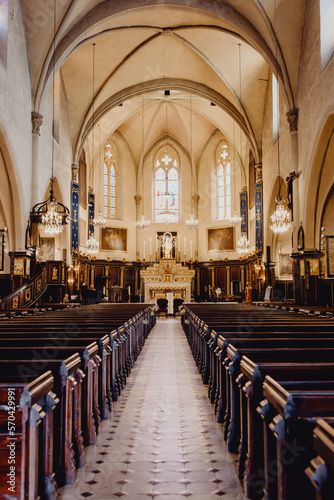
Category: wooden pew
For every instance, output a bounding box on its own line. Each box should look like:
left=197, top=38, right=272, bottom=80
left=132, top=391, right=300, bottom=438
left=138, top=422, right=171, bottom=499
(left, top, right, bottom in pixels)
left=259, top=376, right=334, bottom=500
left=305, top=420, right=334, bottom=500
left=0, top=370, right=58, bottom=500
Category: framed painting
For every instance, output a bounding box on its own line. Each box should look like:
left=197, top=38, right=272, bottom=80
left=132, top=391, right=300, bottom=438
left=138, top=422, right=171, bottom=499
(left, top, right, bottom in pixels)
left=101, top=227, right=128, bottom=252
left=207, top=227, right=234, bottom=252
left=327, top=236, right=334, bottom=277
left=279, top=254, right=293, bottom=276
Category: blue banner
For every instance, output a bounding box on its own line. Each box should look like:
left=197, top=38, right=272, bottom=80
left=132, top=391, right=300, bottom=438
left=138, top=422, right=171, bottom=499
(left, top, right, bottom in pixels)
left=240, top=190, right=248, bottom=236
left=255, top=182, right=263, bottom=251
left=71, top=182, right=79, bottom=252
left=88, top=192, right=95, bottom=235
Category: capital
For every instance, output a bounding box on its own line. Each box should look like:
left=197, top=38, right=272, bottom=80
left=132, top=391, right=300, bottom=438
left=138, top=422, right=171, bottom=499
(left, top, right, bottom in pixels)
left=134, top=194, right=142, bottom=206
left=192, top=194, right=200, bottom=205
left=286, top=108, right=298, bottom=132
left=255, top=163, right=262, bottom=183
left=31, top=112, right=43, bottom=136
left=71, top=164, right=79, bottom=183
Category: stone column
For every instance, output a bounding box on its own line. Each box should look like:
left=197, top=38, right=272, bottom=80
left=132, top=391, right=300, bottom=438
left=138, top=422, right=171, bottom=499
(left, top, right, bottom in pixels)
left=134, top=195, right=142, bottom=260
left=31, top=112, right=43, bottom=206
left=286, top=108, right=300, bottom=251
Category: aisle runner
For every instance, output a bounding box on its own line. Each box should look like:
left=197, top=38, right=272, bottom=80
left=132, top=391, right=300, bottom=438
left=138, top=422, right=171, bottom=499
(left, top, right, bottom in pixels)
left=58, top=318, right=246, bottom=499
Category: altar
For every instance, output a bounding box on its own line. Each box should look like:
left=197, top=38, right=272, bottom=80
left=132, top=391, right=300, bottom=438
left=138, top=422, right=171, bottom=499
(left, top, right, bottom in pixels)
left=140, top=260, right=195, bottom=303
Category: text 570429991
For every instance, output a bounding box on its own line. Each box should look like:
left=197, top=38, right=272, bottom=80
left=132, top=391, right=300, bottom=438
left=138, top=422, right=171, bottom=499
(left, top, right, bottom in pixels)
left=7, top=388, right=17, bottom=494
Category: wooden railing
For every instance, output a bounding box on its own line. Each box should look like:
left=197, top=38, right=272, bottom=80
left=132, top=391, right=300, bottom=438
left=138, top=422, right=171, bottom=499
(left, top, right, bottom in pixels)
left=0, top=260, right=66, bottom=310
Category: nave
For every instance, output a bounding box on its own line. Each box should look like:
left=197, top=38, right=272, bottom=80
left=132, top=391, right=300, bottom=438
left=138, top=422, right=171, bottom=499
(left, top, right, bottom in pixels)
left=57, top=318, right=246, bottom=500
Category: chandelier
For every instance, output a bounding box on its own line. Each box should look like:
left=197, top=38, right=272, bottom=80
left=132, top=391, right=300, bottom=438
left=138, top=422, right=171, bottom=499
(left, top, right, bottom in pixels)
left=31, top=185, right=70, bottom=235
left=93, top=212, right=106, bottom=228
left=237, top=232, right=250, bottom=254
left=186, top=94, right=199, bottom=230
left=135, top=95, right=151, bottom=230
left=87, top=232, right=99, bottom=253
left=32, top=0, right=69, bottom=235
left=230, top=210, right=242, bottom=226
left=269, top=0, right=291, bottom=233
left=186, top=213, right=198, bottom=230
left=269, top=196, right=291, bottom=232
left=42, top=197, right=64, bottom=234
left=135, top=214, right=151, bottom=230
left=158, top=208, right=175, bottom=225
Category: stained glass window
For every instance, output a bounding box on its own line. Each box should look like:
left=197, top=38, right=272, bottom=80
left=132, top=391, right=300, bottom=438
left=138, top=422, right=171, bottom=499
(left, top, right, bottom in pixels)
left=104, top=143, right=116, bottom=218
left=155, top=152, right=179, bottom=223
left=217, top=143, right=231, bottom=220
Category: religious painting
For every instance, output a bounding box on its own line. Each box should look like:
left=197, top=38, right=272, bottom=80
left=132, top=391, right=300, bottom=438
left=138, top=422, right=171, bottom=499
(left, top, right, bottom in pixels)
left=101, top=227, right=127, bottom=252
left=40, top=237, right=55, bottom=262
left=14, top=257, right=24, bottom=275
left=207, top=227, right=234, bottom=252
left=309, top=258, right=320, bottom=276
left=279, top=254, right=293, bottom=276
left=327, top=237, right=334, bottom=277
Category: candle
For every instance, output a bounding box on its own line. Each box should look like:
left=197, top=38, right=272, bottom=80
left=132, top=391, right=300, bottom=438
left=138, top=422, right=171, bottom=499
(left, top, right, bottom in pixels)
left=184, top=238, right=186, bottom=260
left=156, top=235, right=158, bottom=252
left=190, top=241, right=193, bottom=260
left=143, top=241, right=146, bottom=260
left=149, top=238, right=152, bottom=259
left=178, top=235, right=180, bottom=251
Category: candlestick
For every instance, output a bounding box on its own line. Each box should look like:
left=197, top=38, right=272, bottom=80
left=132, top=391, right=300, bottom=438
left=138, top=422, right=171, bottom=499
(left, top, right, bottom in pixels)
left=190, top=241, right=193, bottom=260
left=184, top=238, right=186, bottom=263
left=143, top=241, right=146, bottom=260
left=156, top=235, right=158, bottom=252
left=149, top=238, right=152, bottom=260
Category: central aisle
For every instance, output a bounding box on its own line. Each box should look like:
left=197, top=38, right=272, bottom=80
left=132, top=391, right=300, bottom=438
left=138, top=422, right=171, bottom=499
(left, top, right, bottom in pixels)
left=58, top=318, right=247, bottom=499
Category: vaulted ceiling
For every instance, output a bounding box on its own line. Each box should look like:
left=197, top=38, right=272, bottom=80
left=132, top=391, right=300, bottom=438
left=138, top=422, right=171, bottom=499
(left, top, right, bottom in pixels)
left=22, top=0, right=306, bottom=170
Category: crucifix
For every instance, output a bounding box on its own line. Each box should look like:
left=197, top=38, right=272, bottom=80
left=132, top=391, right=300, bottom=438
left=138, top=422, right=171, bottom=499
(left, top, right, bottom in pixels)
left=285, top=170, right=300, bottom=220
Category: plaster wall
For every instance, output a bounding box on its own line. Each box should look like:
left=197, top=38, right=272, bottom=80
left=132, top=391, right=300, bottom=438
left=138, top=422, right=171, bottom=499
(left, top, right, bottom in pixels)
left=297, top=0, right=334, bottom=247
left=0, top=0, right=33, bottom=250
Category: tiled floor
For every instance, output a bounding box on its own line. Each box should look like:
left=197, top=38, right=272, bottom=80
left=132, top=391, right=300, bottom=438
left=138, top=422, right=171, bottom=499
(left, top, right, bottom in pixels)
left=57, top=318, right=247, bottom=499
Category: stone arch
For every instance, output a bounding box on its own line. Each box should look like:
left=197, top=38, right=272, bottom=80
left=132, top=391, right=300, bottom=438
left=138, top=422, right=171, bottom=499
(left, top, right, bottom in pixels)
left=304, top=114, right=334, bottom=249
left=0, top=128, right=24, bottom=251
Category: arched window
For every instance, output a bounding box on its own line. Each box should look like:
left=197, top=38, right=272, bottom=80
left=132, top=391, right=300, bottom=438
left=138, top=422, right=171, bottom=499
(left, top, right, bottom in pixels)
left=155, top=152, right=179, bottom=222
left=217, top=143, right=231, bottom=220
left=320, top=0, right=334, bottom=70
left=104, top=143, right=116, bottom=218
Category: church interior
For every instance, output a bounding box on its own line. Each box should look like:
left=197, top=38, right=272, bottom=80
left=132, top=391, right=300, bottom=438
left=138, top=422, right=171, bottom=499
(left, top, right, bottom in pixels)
left=0, top=1, right=334, bottom=499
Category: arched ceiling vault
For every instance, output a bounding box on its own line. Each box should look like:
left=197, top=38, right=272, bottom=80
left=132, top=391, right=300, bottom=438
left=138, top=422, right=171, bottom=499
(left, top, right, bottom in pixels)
left=22, top=0, right=306, bottom=175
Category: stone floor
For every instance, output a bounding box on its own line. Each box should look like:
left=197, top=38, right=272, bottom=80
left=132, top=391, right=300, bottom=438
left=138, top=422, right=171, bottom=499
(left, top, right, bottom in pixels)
left=57, top=318, right=247, bottom=499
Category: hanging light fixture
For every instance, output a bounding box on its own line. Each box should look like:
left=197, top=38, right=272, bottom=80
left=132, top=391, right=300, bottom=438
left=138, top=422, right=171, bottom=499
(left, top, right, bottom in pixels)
left=237, top=232, right=250, bottom=254
left=87, top=231, right=99, bottom=254
left=269, top=0, right=291, bottom=233
left=230, top=120, right=242, bottom=226
left=157, top=100, right=175, bottom=225
left=135, top=95, right=151, bottom=230
left=93, top=125, right=106, bottom=228
left=235, top=43, right=250, bottom=253
left=31, top=0, right=69, bottom=233
left=88, top=43, right=106, bottom=230
left=186, top=94, right=198, bottom=231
